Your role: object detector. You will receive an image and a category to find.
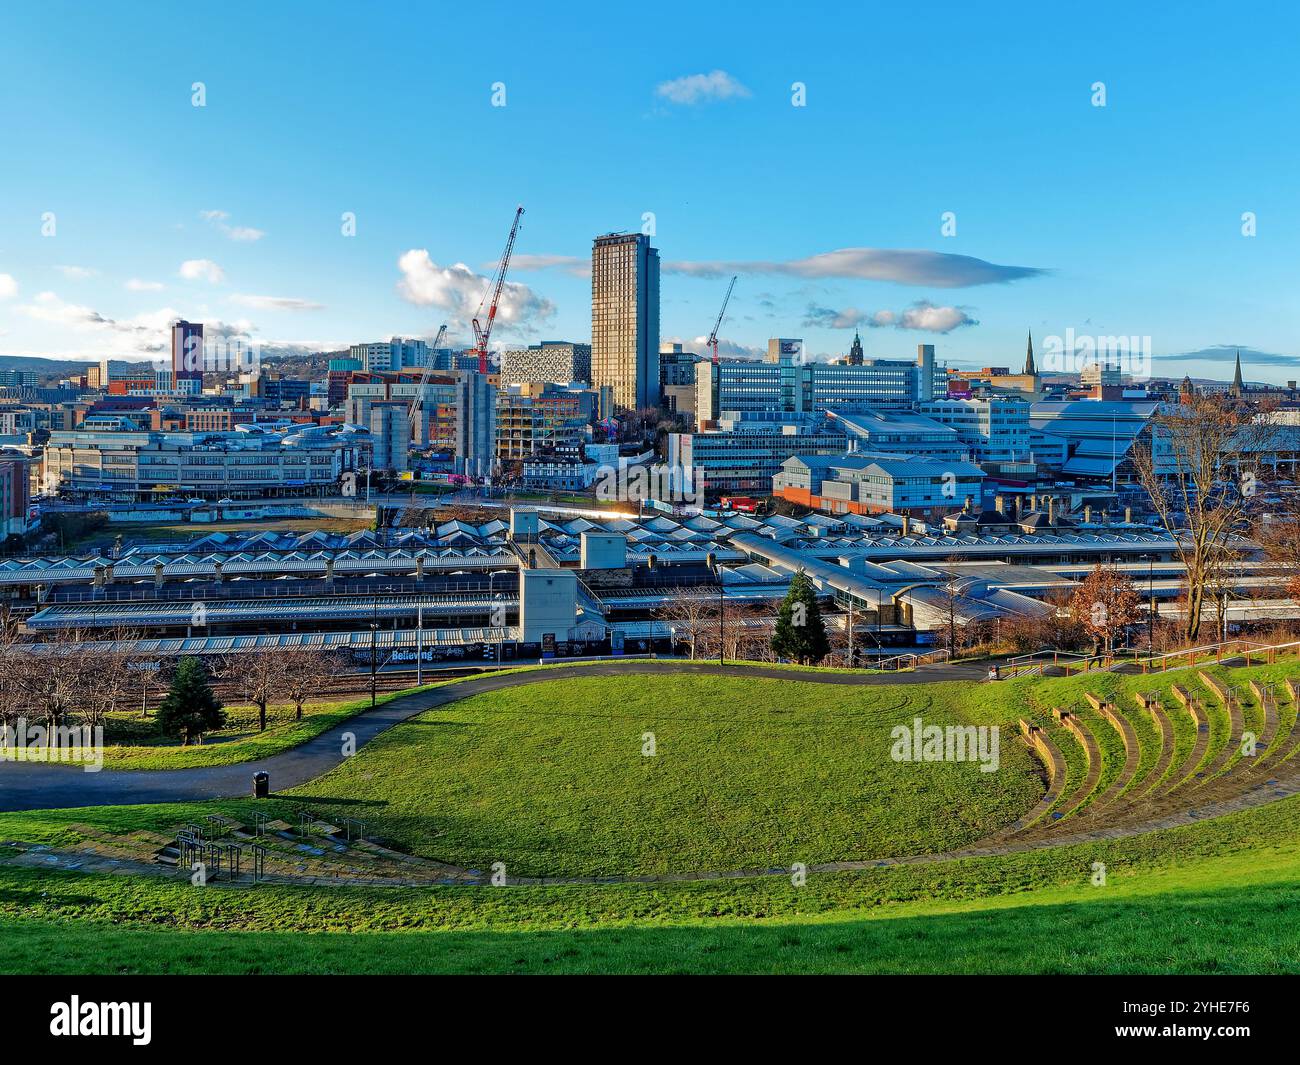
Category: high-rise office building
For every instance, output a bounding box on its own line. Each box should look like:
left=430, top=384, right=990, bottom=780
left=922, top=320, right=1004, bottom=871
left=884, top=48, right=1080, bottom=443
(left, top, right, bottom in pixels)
left=591, top=232, right=659, bottom=411
left=172, top=320, right=204, bottom=382
left=367, top=400, right=412, bottom=473
left=454, top=371, right=498, bottom=480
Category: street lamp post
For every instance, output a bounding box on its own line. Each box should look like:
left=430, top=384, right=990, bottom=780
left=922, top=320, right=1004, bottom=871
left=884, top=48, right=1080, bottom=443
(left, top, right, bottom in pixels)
left=416, top=604, right=423, bottom=686
left=1147, top=555, right=1155, bottom=655
left=709, top=557, right=724, bottom=666
left=369, top=600, right=379, bottom=708
left=493, top=591, right=504, bottom=666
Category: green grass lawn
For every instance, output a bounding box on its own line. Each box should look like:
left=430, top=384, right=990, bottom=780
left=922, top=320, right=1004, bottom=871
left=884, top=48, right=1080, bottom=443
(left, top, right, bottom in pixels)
left=0, top=674, right=1043, bottom=876
left=74, top=661, right=930, bottom=771
left=90, top=686, right=437, bottom=770
left=7, top=659, right=1300, bottom=973
left=277, top=674, right=1041, bottom=877
left=5, top=790, right=1300, bottom=973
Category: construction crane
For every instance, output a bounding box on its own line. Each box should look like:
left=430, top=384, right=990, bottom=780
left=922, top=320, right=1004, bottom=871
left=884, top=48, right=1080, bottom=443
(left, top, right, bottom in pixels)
left=407, top=323, right=448, bottom=444
left=470, top=205, right=525, bottom=374
left=706, top=275, right=737, bottom=364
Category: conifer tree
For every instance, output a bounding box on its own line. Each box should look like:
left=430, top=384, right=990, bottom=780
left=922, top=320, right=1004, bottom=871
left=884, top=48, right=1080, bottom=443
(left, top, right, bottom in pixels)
left=155, top=657, right=225, bottom=746
left=770, top=570, right=831, bottom=665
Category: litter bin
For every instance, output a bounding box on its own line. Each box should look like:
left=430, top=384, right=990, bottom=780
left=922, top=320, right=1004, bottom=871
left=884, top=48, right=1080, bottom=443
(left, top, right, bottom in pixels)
left=252, top=771, right=269, bottom=798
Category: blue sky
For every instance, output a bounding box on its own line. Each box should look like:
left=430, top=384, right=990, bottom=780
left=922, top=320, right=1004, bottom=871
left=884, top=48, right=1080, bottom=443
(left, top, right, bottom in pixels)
left=1, top=0, right=1297, bottom=382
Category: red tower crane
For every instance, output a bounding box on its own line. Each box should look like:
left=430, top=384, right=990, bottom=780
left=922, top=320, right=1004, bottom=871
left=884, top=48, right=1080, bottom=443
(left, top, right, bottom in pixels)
left=706, top=274, right=737, bottom=365
left=470, top=205, right=525, bottom=374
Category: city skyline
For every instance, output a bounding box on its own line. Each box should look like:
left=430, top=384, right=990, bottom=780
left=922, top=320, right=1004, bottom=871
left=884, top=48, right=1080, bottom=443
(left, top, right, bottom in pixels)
left=1, top=1, right=1298, bottom=383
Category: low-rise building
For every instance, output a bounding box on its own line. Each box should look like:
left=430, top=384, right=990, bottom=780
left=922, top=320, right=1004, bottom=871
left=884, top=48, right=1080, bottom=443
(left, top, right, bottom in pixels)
left=521, top=456, right=598, bottom=491
left=42, top=425, right=365, bottom=499
left=773, top=452, right=986, bottom=519
left=668, top=414, right=849, bottom=496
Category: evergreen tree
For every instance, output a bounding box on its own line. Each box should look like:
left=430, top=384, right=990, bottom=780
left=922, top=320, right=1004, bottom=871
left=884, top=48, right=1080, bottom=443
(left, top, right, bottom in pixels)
left=155, top=657, right=225, bottom=746
left=770, top=569, right=831, bottom=665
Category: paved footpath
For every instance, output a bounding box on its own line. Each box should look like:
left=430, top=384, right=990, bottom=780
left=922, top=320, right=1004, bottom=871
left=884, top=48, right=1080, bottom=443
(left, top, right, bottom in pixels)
left=0, top=659, right=997, bottom=813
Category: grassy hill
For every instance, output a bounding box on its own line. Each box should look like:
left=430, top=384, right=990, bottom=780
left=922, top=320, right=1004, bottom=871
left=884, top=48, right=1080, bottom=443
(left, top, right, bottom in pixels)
left=4, top=659, right=1300, bottom=973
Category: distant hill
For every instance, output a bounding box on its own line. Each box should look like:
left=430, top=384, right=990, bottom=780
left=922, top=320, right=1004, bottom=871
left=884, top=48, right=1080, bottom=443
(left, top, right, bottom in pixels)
left=0, top=354, right=148, bottom=377
left=0, top=350, right=348, bottom=386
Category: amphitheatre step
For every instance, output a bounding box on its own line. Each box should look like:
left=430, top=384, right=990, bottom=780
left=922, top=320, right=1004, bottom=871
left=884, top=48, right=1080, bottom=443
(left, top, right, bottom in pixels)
left=1258, top=683, right=1300, bottom=771
left=992, top=721, right=1067, bottom=838
left=1159, top=691, right=1212, bottom=796
left=1094, top=681, right=1300, bottom=831
left=1045, top=709, right=1103, bottom=820
left=1203, top=679, right=1300, bottom=786
left=1129, top=693, right=1177, bottom=800
left=1086, top=700, right=1141, bottom=809
left=1193, top=671, right=1245, bottom=784
left=1249, top=680, right=1280, bottom=755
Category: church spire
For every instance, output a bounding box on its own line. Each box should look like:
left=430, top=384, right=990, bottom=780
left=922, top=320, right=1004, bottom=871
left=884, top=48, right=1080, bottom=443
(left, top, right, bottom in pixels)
left=848, top=330, right=863, bottom=366
left=1231, top=349, right=1244, bottom=398
left=1023, top=330, right=1037, bottom=376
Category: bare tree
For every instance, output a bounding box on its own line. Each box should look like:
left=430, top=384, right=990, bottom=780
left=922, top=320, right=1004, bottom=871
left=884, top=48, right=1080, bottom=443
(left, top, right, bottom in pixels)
left=731, top=603, right=774, bottom=663
left=1133, top=394, right=1278, bottom=642
left=12, top=628, right=95, bottom=728
left=938, top=557, right=971, bottom=658
left=654, top=594, right=715, bottom=660
left=280, top=647, right=346, bottom=721
left=81, top=627, right=141, bottom=730
left=220, top=645, right=285, bottom=732
left=0, top=621, right=27, bottom=728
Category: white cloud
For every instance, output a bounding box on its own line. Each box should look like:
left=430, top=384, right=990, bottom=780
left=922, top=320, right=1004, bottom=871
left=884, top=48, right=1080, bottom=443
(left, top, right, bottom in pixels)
left=179, top=259, right=225, bottom=283
left=666, top=248, right=1046, bottom=288
left=895, top=302, right=978, bottom=332
left=17, top=292, right=183, bottom=358
left=13, top=292, right=268, bottom=363
left=801, top=305, right=871, bottom=330
left=0, top=274, right=16, bottom=299
left=125, top=279, right=165, bottom=292
left=232, top=293, right=325, bottom=311
left=803, top=300, right=978, bottom=334
left=677, top=334, right=763, bottom=359
left=54, top=265, right=97, bottom=280
left=396, top=250, right=556, bottom=336
left=502, top=253, right=590, bottom=278
left=199, top=209, right=264, bottom=241
left=655, top=70, right=751, bottom=105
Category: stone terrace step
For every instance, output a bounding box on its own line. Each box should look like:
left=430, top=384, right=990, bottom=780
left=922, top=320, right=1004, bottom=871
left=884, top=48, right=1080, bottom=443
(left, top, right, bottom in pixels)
left=1160, top=693, right=1211, bottom=796
left=1088, top=702, right=1141, bottom=808
left=1193, top=672, right=1244, bottom=784
left=1048, top=710, right=1103, bottom=820
left=996, top=721, right=1067, bottom=839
